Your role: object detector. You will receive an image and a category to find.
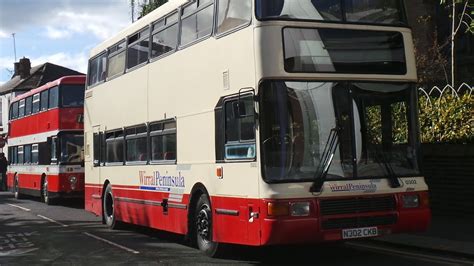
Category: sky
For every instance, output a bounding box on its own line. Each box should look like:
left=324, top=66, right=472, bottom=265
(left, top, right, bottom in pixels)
left=0, top=0, right=133, bottom=85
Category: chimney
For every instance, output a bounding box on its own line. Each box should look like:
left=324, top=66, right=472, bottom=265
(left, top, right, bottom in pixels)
left=18, top=57, right=31, bottom=79
left=13, top=62, right=20, bottom=77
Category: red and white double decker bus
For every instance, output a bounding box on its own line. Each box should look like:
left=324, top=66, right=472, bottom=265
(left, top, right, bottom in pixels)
left=7, top=76, right=86, bottom=204
left=84, top=0, right=430, bottom=257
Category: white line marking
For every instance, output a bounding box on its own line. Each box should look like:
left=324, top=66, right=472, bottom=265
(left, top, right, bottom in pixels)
left=7, top=204, right=31, bottom=212
left=37, top=215, right=69, bottom=227
left=83, top=232, right=140, bottom=254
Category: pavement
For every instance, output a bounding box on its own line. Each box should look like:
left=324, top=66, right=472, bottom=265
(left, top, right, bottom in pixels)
left=372, top=215, right=474, bottom=259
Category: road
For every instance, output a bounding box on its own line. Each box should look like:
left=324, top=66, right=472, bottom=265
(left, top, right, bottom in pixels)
left=0, top=192, right=471, bottom=265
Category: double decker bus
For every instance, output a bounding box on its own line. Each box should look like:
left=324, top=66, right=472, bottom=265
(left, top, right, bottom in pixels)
left=84, top=0, right=430, bottom=256
left=8, top=76, right=86, bottom=204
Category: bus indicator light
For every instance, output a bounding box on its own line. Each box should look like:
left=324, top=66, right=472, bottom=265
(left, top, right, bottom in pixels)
left=267, top=202, right=289, bottom=217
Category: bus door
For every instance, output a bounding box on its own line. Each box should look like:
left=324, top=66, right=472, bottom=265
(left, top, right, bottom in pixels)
left=214, top=92, right=260, bottom=244
left=87, top=125, right=103, bottom=212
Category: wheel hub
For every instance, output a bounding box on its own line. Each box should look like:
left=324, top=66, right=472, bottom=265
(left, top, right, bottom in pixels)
left=197, top=206, right=210, bottom=240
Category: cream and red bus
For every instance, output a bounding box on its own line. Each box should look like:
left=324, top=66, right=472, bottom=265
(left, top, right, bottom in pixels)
left=84, top=0, right=430, bottom=256
left=8, top=76, right=86, bottom=204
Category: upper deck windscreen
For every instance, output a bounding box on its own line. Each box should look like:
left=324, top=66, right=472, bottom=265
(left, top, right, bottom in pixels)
left=256, top=0, right=406, bottom=26
left=283, top=28, right=406, bottom=75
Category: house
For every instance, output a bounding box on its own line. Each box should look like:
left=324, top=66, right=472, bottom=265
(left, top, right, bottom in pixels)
left=0, top=57, right=83, bottom=152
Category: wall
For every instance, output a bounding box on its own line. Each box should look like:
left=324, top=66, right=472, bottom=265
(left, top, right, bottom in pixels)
left=422, top=144, right=474, bottom=217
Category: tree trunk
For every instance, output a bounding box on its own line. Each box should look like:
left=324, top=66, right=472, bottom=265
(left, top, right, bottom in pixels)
left=451, top=1, right=456, bottom=88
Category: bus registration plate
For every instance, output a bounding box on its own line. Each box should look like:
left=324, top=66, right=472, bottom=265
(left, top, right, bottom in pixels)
left=342, top=227, right=378, bottom=239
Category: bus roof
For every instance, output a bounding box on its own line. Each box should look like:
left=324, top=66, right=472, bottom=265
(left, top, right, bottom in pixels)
left=12, top=75, right=86, bottom=102
left=90, top=0, right=187, bottom=58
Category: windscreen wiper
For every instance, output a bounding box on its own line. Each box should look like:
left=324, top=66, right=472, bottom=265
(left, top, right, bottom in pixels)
left=374, top=147, right=401, bottom=188
left=310, top=127, right=340, bottom=193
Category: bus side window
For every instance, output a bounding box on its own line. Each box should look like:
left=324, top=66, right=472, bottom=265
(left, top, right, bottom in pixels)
left=25, top=96, right=33, bottom=116
left=93, top=133, right=100, bottom=166
left=11, top=101, right=19, bottom=119
left=40, top=90, right=49, bottom=111
left=216, top=0, right=252, bottom=35
left=38, top=142, right=51, bottom=165
left=221, top=96, right=256, bottom=160
left=32, top=93, right=40, bottom=113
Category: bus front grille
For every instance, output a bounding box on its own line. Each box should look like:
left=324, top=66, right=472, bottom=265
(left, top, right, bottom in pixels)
left=319, top=196, right=396, bottom=216
left=321, top=215, right=397, bottom=230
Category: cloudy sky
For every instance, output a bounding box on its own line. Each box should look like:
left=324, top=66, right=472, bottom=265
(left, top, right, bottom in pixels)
left=0, top=0, right=133, bottom=85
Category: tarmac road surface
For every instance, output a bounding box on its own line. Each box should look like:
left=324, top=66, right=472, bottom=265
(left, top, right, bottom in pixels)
left=0, top=192, right=469, bottom=265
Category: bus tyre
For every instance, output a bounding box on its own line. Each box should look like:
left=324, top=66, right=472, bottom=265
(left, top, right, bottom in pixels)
left=14, top=175, right=22, bottom=200
left=195, top=194, right=221, bottom=257
left=103, top=183, right=120, bottom=229
left=41, top=176, right=53, bottom=205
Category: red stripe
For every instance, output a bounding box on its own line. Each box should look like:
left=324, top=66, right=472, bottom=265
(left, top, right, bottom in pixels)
left=7, top=172, right=84, bottom=193
left=9, top=108, right=83, bottom=138
left=84, top=184, right=431, bottom=246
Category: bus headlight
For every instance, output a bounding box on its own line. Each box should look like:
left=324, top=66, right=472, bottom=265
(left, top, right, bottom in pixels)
left=290, top=202, right=310, bottom=217
left=402, top=194, right=419, bottom=208
left=69, top=176, right=77, bottom=190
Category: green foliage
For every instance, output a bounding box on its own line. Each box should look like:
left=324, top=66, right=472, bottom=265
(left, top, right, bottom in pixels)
left=440, top=0, right=474, bottom=33
left=139, top=0, right=168, bottom=18
left=419, top=92, right=474, bottom=143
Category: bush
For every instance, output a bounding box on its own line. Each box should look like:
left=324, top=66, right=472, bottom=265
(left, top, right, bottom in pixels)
left=419, top=92, right=474, bottom=143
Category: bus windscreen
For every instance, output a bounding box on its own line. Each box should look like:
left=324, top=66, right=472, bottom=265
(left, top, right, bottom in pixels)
left=283, top=28, right=406, bottom=75
left=60, top=84, right=85, bottom=107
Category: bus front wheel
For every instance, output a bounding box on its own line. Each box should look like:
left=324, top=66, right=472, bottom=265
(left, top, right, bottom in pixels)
left=41, top=176, right=54, bottom=205
left=195, top=194, right=222, bottom=257
left=14, top=175, right=22, bottom=200
left=103, top=183, right=120, bottom=229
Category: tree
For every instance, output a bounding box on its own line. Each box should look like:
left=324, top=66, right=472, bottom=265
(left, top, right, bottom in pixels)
left=130, top=0, right=168, bottom=21
left=440, top=0, right=473, bottom=87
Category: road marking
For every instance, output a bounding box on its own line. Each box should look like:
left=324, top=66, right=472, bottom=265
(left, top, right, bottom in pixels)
left=83, top=232, right=140, bottom=254
left=37, top=215, right=69, bottom=227
left=7, top=204, right=31, bottom=212
left=346, top=241, right=474, bottom=265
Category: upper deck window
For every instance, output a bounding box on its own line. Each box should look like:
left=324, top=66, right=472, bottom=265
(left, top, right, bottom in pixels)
left=60, top=84, right=85, bottom=107
left=49, top=86, right=59, bottom=109
left=18, top=99, right=25, bottom=118
left=25, top=96, right=33, bottom=116
left=216, top=0, right=252, bottom=35
left=127, top=27, right=150, bottom=69
left=151, top=13, right=179, bottom=58
left=180, top=0, right=214, bottom=46
left=283, top=28, right=406, bottom=75
left=107, top=40, right=126, bottom=78
left=88, top=52, right=107, bottom=87
left=32, top=93, right=40, bottom=113
left=11, top=101, right=19, bottom=119
left=256, top=0, right=406, bottom=26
